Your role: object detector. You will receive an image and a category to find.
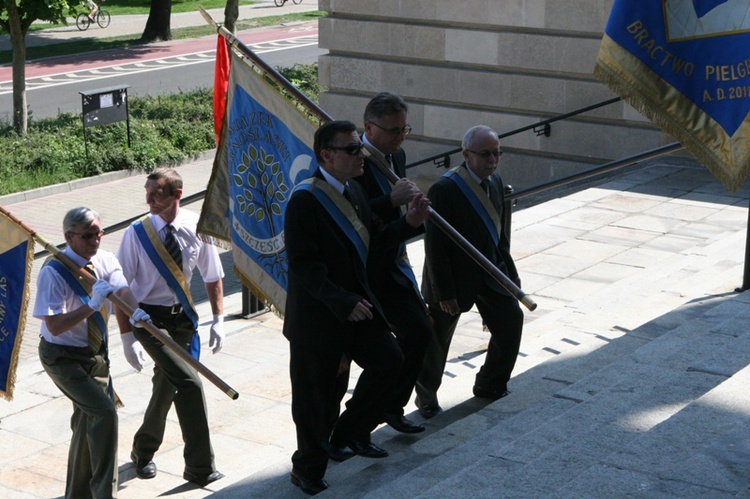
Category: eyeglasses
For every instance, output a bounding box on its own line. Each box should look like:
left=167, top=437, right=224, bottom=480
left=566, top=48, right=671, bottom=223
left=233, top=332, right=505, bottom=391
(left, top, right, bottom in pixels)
left=326, top=144, right=366, bottom=156
left=369, top=122, right=412, bottom=136
left=467, top=149, right=503, bottom=159
left=70, top=230, right=105, bottom=240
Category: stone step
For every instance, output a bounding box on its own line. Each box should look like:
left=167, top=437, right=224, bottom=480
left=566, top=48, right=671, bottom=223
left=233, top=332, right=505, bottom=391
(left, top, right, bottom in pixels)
left=317, top=290, right=750, bottom=497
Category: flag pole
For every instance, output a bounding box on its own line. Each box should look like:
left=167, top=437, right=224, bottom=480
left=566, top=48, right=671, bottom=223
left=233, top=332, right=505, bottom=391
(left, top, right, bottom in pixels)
left=0, top=205, right=240, bottom=400
left=198, top=7, right=537, bottom=312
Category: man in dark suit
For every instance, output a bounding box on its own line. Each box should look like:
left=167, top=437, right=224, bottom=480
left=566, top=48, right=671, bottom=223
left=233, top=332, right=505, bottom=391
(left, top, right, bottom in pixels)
left=283, top=120, right=430, bottom=495
left=351, top=92, right=431, bottom=433
left=415, top=125, right=524, bottom=419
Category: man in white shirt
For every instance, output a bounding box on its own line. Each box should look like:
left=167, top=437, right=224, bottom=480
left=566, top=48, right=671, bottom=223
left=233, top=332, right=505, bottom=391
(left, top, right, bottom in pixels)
left=116, top=167, right=225, bottom=487
left=35, top=206, right=148, bottom=499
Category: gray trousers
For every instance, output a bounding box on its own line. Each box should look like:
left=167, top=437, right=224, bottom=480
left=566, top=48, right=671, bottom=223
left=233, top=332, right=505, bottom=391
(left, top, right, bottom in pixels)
left=39, top=338, right=118, bottom=499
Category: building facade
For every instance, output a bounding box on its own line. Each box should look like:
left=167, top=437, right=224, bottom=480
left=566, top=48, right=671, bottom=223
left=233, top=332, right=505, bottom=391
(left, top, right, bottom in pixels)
left=317, top=0, right=680, bottom=189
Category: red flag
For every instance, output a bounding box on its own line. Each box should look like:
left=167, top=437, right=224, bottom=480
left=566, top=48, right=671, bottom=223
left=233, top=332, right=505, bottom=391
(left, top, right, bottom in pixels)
left=213, top=35, right=231, bottom=146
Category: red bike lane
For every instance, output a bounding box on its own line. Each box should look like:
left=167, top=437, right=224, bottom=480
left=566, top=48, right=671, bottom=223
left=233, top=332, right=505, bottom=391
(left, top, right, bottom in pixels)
left=0, top=21, right=317, bottom=82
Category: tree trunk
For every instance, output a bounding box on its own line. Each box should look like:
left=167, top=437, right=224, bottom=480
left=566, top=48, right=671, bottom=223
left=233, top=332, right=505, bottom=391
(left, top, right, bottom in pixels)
left=224, top=0, right=239, bottom=33
left=5, top=0, right=27, bottom=134
left=141, top=0, right=173, bottom=42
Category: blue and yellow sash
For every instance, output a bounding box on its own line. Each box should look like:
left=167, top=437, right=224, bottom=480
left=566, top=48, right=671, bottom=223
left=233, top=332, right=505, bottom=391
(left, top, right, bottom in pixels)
left=133, top=216, right=200, bottom=360
left=46, top=258, right=117, bottom=404
left=445, top=166, right=502, bottom=248
left=295, top=178, right=370, bottom=265
left=362, top=147, right=421, bottom=300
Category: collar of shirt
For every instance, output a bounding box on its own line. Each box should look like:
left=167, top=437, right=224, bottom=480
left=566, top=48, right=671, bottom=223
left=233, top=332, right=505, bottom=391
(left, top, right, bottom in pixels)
left=463, top=163, right=485, bottom=186
left=319, top=166, right=347, bottom=195
left=62, top=247, right=89, bottom=268
left=362, top=135, right=392, bottom=166
left=150, top=212, right=182, bottom=235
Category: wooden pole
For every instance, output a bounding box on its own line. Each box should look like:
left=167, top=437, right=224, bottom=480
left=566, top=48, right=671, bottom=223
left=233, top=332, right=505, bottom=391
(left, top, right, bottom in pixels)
left=0, top=205, right=239, bottom=400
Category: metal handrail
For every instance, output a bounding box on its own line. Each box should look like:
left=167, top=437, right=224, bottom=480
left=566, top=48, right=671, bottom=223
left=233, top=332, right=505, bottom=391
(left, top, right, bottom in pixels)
left=405, top=97, right=623, bottom=171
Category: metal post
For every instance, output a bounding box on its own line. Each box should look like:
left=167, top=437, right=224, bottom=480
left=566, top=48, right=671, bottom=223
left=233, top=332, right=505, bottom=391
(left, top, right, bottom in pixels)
left=739, top=189, right=750, bottom=292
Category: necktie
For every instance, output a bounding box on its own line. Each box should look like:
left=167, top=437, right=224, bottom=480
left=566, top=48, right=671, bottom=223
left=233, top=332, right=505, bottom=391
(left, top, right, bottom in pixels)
left=343, top=185, right=360, bottom=216
left=480, top=180, right=490, bottom=198
left=164, top=224, right=182, bottom=269
left=84, top=262, right=103, bottom=353
left=385, top=154, right=393, bottom=169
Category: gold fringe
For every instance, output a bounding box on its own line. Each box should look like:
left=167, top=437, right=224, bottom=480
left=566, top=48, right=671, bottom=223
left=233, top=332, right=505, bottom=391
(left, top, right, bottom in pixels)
left=594, top=35, right=750, bottom=192
left=0, top=229, right=33, bottom=402
left=234, top=269, right=283, bottom=319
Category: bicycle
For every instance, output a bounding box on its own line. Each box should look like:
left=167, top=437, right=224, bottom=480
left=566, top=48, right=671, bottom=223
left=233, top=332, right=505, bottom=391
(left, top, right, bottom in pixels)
left=274, top=0, right=303, bottom=6
left=76, top=3, right=110, bottom=31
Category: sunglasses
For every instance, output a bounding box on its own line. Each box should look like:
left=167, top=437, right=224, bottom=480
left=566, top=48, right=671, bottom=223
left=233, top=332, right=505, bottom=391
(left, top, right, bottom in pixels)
left=70, top=230, right=105, bottom=240
left=326, top=144, right=366, bottom=156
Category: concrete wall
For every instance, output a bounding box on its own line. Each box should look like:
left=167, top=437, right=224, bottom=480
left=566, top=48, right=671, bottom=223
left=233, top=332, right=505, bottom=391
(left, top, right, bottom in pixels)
left=317, top=0, right=681, bottom=190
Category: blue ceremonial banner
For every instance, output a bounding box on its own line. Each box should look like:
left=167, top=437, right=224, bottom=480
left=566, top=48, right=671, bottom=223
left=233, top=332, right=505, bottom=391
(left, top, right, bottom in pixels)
left=0, top=211, right=33, bottom=400
left=594, top=0, right=750, bottom=191
left=198, top=49, right=320, bottom=315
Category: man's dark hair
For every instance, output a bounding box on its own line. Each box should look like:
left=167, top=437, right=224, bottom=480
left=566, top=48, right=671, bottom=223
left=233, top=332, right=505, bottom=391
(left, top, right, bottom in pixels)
left=363, top=92, right=408, bottom=123
left=313, top=120, right=358, bottom=162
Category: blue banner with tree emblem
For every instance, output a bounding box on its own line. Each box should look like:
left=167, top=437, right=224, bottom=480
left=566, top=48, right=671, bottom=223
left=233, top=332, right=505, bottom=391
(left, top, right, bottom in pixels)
left=199, top=49, right=320, bottom=315
left=594, top=0, right=750, bottom=192
left=0, top=210, right=34, bottom=400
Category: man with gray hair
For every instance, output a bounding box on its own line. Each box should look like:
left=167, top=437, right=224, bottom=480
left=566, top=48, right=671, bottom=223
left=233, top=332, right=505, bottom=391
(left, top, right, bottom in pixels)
left=34, top=207, right=149, bottom=499
left=415, top=125, right=524, bottom=418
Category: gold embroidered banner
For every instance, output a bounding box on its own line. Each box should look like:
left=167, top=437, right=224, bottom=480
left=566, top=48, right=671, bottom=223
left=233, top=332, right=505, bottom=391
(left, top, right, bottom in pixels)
left=594, top=0, right=750, bottom=192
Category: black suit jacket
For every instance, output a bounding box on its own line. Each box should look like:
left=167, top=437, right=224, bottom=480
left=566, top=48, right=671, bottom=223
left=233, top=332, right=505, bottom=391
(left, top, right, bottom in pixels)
left=352, top=148, right=423, bottom=294
left=421, top=164, right=518, bottom=311
left=283, top=168, right=420, bottom=345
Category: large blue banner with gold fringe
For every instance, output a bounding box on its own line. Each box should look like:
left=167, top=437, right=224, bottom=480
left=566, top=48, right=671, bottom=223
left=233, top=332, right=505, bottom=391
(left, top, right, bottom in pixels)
left=198, top=49, right=320, bottom=315
left=0, top=211, right=33, bottom=400
left=594, top=0, right=750, bottom=192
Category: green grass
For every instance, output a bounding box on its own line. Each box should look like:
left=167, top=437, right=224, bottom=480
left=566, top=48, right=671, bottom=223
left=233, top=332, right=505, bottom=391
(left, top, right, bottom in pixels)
left=5, top=11, right=323, bottom=65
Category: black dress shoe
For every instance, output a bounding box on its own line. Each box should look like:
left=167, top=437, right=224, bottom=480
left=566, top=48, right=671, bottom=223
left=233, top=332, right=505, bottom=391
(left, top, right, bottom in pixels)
left=417, top=404, right=443, bottom=419
left=472, top=385, right=510, bottom=401
left=384, top=414, right=425, bottom=433
left=131, top=452, right=156, bottom=479
left=341, top=439, right=389, bottom=458
left=323, top=441, right=355, bottom=462
left=291, top=470, right=329, bottom=495
left=183, top=470, right=225, bottom=487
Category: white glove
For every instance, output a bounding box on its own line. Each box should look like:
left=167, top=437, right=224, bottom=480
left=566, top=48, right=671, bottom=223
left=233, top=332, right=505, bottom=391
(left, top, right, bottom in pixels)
left=88, top=279, right=113, bottom=310
left=129, top=308, right=151, bottom=327
left=121, top=331, right=146, bottom=372
left=209, top=314, right=224, bottom=354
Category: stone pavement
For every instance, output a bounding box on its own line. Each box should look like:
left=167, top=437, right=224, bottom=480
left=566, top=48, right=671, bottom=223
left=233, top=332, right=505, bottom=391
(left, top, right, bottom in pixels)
left=0, top=152, right=749, bottom=497
left=0, top=0, right=318, bottom=51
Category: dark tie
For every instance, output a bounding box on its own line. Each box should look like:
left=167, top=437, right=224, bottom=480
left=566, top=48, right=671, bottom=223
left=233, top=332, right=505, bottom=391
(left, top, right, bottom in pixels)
left=385, top=154, right=393, bottom=169
left=480, top=180, right=490, bottom=198
left=343, top=185, right=360, bottom=215
left=164, top=224, right=182, bottom=269
left=84, top=261, right=96, bottom=278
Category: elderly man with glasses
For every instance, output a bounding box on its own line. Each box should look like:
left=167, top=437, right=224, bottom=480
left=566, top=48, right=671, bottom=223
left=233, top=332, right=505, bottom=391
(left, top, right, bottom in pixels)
left=415, top=125, right=524, bottom=418
left=34, top=206, right=150, bottom=499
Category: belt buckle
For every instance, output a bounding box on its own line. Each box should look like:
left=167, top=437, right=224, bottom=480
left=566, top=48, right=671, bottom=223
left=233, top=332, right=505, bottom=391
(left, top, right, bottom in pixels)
left=169, top=304, right=182, bottom=315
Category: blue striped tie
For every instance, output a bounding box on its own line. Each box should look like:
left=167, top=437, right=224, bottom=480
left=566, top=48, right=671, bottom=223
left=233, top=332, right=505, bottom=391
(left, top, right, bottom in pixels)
left=164, top=224, right=182, bottom=269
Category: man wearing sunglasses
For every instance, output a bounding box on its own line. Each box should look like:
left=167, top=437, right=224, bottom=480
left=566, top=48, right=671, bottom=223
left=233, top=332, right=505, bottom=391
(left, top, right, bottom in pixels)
left=283, top=120, right=430, bottom=494
left=348, top=92, right=431, bottom=434
left=415, top=125, right=524, bottom=418
left=34, top=207, right=150, bottom=498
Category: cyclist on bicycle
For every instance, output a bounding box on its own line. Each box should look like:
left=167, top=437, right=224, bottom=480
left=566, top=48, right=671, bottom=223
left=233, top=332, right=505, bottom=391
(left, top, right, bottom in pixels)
left=86, top=0, right=98, bottom=22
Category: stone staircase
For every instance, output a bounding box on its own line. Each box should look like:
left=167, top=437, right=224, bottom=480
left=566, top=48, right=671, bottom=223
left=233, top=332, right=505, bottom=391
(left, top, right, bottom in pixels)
left=211, top=288, right=749, bottom=497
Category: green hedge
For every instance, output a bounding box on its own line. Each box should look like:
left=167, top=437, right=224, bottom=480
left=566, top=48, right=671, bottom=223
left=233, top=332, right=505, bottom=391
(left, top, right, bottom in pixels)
left=0, top=63, right=324, bottom=196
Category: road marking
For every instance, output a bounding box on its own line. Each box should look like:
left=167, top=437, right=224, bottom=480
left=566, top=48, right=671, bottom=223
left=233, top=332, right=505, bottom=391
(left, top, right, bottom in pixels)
left=0, top=34, right=317, bottom=95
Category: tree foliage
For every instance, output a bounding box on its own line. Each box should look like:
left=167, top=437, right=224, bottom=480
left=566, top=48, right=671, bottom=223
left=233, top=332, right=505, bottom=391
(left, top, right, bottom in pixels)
left=0, top=0, right=72, bottom=134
